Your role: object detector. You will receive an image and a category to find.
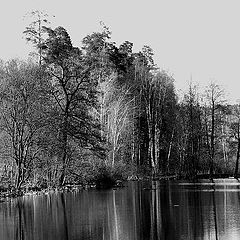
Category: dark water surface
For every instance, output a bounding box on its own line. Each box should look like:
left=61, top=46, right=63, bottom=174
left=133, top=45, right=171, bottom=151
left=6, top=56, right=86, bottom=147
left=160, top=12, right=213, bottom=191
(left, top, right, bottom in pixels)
left=1, top=180, right=240, bottom=240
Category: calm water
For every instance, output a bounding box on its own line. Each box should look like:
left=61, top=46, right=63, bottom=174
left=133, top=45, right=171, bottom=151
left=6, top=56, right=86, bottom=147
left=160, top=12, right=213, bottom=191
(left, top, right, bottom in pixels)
left=1, top=180, right=240, bottom=240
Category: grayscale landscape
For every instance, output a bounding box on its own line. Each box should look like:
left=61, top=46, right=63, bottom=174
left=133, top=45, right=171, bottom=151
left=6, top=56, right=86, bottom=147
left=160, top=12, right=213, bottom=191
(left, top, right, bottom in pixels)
left=0, top=1, right=240, bottom=239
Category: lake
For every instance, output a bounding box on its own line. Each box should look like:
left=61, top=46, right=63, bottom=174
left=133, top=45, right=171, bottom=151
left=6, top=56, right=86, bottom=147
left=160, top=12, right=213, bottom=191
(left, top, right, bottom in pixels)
left=1, top=179, right=240, bottom=240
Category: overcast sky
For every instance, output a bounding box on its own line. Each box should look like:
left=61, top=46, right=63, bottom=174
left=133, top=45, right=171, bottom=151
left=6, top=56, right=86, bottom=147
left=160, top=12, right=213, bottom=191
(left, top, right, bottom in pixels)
left=1, top=0, right=240, bottom=102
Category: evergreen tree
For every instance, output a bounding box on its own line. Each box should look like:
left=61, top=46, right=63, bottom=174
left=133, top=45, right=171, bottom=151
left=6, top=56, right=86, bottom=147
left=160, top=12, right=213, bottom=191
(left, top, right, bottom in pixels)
left=40, top=26, right=104, bottom=185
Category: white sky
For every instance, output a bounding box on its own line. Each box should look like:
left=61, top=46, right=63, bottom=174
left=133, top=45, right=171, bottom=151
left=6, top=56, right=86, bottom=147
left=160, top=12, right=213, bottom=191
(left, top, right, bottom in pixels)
left=1, top=0, right=240, bottom=103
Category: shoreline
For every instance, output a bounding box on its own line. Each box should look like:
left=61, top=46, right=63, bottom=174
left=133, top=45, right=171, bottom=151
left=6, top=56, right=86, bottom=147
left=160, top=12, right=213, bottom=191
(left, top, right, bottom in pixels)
left=0, top=174, right=239, bottom=202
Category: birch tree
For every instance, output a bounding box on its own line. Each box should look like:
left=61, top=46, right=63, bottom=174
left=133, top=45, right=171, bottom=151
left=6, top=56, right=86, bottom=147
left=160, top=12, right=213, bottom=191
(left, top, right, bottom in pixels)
left=105, top=86, right=134, bottom=167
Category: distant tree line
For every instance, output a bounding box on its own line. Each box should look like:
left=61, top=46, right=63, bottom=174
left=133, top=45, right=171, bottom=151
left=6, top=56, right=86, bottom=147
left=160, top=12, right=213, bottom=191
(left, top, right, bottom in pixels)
left=0, top=11, right=239, bottom=189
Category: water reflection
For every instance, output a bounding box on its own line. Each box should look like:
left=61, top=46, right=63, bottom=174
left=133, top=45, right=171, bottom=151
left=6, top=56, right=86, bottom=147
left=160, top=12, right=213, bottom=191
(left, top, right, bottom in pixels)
left=1, top=180, right=240, bottom=239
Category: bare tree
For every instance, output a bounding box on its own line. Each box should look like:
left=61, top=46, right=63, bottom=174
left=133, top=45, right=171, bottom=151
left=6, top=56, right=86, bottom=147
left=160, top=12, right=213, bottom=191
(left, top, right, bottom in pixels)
left=177, top=82, right=202, bottom=178
left=103, top=78, right=134, bottom=167
left=23, top=10, right=52, bottom=65
left=229, top=103, right=240, bottom=177
left=0, top=60, right=49, bottom=188
left=203, top=82, right=226, bottom=178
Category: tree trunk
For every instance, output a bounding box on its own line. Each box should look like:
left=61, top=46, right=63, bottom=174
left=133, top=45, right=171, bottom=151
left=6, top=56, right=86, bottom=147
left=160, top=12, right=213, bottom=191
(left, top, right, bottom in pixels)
left=152, top=125, right=156, bottom=175
left=167, top=129, right=174, bottom=174
left=112, top=149, right=116, bottom=167
left=234, top=137, right=240, bottom=178
left=59, top=147, right=67, bottom=186
left=59, top=121, right=68, bottom=186
left=210, top=103, right=215, bottom=179
left=16, top=165, right=24, bottom=189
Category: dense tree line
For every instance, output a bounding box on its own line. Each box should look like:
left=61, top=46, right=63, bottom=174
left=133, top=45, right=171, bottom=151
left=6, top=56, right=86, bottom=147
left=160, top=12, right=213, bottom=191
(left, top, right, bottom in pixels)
left=0, top=13, right=239, bottom=189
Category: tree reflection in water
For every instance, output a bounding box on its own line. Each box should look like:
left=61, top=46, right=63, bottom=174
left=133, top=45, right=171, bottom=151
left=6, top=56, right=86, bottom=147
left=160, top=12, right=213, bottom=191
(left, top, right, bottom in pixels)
left=0, top=181, right=240, bottom=239
left=212, top=186, right=219, bottom=240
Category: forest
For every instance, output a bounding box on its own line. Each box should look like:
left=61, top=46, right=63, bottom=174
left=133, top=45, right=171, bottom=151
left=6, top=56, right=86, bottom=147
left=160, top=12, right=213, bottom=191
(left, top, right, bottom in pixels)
left=0, top=11, right=240, bottom=191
